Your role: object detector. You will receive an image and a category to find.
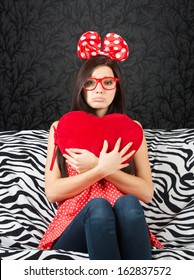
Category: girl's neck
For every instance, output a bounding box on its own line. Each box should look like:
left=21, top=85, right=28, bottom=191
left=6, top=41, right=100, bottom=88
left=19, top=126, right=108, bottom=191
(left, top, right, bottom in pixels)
left=95, top=108, right=107, bottom=118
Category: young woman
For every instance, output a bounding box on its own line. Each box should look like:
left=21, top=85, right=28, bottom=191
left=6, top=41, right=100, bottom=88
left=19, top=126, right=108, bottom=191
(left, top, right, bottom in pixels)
left=38, top=32, right=163, bottom=259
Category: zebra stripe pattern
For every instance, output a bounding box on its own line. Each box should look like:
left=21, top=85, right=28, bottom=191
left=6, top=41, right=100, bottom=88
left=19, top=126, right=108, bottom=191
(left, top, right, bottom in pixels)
left=0, top=129, right=194, bottom=259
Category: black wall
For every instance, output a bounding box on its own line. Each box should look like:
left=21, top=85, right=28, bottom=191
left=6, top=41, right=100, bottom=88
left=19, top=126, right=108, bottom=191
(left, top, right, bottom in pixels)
left=1, top=0, right=194, bottom=131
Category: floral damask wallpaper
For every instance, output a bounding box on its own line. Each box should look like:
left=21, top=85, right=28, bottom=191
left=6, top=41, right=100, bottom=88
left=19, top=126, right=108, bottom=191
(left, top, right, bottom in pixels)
left=0, top=0, right=194, bottom=131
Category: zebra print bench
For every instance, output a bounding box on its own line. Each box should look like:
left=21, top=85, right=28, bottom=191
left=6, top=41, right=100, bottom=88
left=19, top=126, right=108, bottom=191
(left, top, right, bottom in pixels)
left=0, top=129, right=194, bottom=259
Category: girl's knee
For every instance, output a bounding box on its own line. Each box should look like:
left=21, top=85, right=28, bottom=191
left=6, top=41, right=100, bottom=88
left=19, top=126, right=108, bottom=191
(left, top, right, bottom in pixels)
left=115, top=194, right=141, bottom=208
left=88, top=197, right=111, bottom=207
left=86, top=198, right=113, bottom=220
left=87, top=197, right=112, bottom=212
left=114, top=195, right=144, bottom=218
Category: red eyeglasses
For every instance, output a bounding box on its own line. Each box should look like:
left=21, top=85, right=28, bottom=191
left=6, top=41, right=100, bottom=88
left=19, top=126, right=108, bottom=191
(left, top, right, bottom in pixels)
left=83, top=77, right=119, bottom=91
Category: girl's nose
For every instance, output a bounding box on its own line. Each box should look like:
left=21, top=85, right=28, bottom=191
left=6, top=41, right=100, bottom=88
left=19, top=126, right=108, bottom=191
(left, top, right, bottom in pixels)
left=95, top=81, right=103, bottom=92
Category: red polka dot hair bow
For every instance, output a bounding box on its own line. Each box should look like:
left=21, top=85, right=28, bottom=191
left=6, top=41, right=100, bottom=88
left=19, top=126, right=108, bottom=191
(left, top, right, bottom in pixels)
left=77, top=31, right=129, bottom=62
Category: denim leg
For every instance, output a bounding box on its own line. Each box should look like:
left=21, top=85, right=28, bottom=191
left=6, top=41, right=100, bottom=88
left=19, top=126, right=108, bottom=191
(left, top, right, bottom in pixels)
left=114, top=195, right=152, bottom=260
left=52, top=206, right=88, bottom=253
left=52, top=197, right=121, bottom=260
left=84, top=198, right=121, bottom=260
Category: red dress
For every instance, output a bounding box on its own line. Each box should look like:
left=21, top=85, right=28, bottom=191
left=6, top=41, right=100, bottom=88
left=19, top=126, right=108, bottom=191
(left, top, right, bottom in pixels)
left=38, top=164, right=163, bottom=250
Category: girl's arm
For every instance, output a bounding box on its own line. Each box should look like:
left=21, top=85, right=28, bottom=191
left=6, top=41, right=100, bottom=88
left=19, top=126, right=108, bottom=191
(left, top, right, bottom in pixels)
left=45, top=122, right=132, bottom=203
left=105, top=134, right=154, bottom=203
left=64, top=131, right=154, bottom=204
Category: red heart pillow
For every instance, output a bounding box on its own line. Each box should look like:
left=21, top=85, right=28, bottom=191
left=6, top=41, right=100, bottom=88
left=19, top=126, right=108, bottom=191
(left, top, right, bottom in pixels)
left=51, top=111, right=143, bottom=170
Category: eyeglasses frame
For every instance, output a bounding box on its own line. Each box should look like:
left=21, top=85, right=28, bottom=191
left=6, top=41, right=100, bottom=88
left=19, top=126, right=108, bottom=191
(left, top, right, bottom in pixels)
left=83, top=76, right=119, bottom=91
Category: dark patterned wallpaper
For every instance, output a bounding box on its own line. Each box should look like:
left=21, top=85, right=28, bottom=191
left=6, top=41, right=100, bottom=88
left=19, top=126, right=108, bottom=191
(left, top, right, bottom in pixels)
left=0, top=0, right=194, bottom=131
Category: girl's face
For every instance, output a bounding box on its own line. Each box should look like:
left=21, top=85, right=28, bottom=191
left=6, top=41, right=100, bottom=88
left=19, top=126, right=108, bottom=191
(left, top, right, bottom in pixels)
left=83, top=66, right=117, bottom=117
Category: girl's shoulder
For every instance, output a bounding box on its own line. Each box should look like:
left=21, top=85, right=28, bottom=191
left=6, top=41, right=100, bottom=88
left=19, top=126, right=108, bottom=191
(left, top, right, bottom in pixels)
left=50, top=120, right=59, bottom=130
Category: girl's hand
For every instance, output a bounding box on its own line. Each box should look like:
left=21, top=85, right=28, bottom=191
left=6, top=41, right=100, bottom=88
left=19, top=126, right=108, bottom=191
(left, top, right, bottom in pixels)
left=97, top=138, right=135, bottom=177
left=63, top=149, right=98, bottom=173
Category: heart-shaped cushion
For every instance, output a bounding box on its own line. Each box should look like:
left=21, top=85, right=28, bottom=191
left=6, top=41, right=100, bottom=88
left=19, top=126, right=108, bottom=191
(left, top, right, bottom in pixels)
left=51, top=111, right=143, bottom=169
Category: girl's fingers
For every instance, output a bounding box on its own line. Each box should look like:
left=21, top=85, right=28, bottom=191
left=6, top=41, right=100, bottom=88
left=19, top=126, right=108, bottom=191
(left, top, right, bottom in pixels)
left=65, top=149, right=82, bottom=161
left=120, top=142, right=133, bottom=156
left=121, top=150, right=136, bottom=163
left=66, top=160, right=79, bottom=172
left=63, top=153, right=72, bottom=161
left=65, top=149, right=77, bottom=157
left=120, top=163, right=130, bottom=169
left=63, top=153, right=78, bottom=166
left=67, top=148, right=84, bottom=154
left=113, top=138, right=122, bottom=152
left=101, top=140, right=108, bottom=153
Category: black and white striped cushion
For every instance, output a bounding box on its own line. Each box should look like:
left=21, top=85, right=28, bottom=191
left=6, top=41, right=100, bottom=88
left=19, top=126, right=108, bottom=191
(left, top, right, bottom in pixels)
left=144, top=129, right=194, bottom=259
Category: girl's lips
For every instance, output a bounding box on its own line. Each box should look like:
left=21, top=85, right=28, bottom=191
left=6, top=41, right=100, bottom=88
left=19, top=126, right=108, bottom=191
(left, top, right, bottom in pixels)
left=92, top=98, right=105, bottom=102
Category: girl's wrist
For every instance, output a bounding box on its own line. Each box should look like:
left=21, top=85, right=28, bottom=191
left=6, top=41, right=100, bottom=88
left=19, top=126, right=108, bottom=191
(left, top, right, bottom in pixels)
left=92, top=156, right=99, bottom=169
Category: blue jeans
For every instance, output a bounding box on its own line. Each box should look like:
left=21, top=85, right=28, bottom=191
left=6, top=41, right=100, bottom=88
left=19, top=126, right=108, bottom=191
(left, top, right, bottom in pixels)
left=52, top=195, right=152, bottom=260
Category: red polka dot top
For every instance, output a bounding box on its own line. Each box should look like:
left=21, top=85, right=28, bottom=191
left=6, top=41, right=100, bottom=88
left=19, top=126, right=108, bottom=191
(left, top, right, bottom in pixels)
left=38, top=165, right=163, bottom=250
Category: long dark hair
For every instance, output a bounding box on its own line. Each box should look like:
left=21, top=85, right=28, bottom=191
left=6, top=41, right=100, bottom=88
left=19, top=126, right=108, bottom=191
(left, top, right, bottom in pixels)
left=57, top=56, right=127, bottom=177
left=71, top=56, right=127, bottom=114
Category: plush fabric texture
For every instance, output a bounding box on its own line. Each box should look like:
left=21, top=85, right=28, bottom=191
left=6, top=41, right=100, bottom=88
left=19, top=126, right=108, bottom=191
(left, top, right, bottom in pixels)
left=54, top=111, right=143, bottom=163
left=0, top=129, right=194, bottom=259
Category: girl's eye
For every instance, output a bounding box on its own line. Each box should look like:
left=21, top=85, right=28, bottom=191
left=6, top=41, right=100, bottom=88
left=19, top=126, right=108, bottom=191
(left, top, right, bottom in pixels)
left=103, top=79, right=114, bottom=85
left=84, top=80, right=96, bottom=88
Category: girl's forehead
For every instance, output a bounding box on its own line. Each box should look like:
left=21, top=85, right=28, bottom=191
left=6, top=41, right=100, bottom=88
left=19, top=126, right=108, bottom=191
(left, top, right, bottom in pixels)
left=91, top=65, right=114, bottom=77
